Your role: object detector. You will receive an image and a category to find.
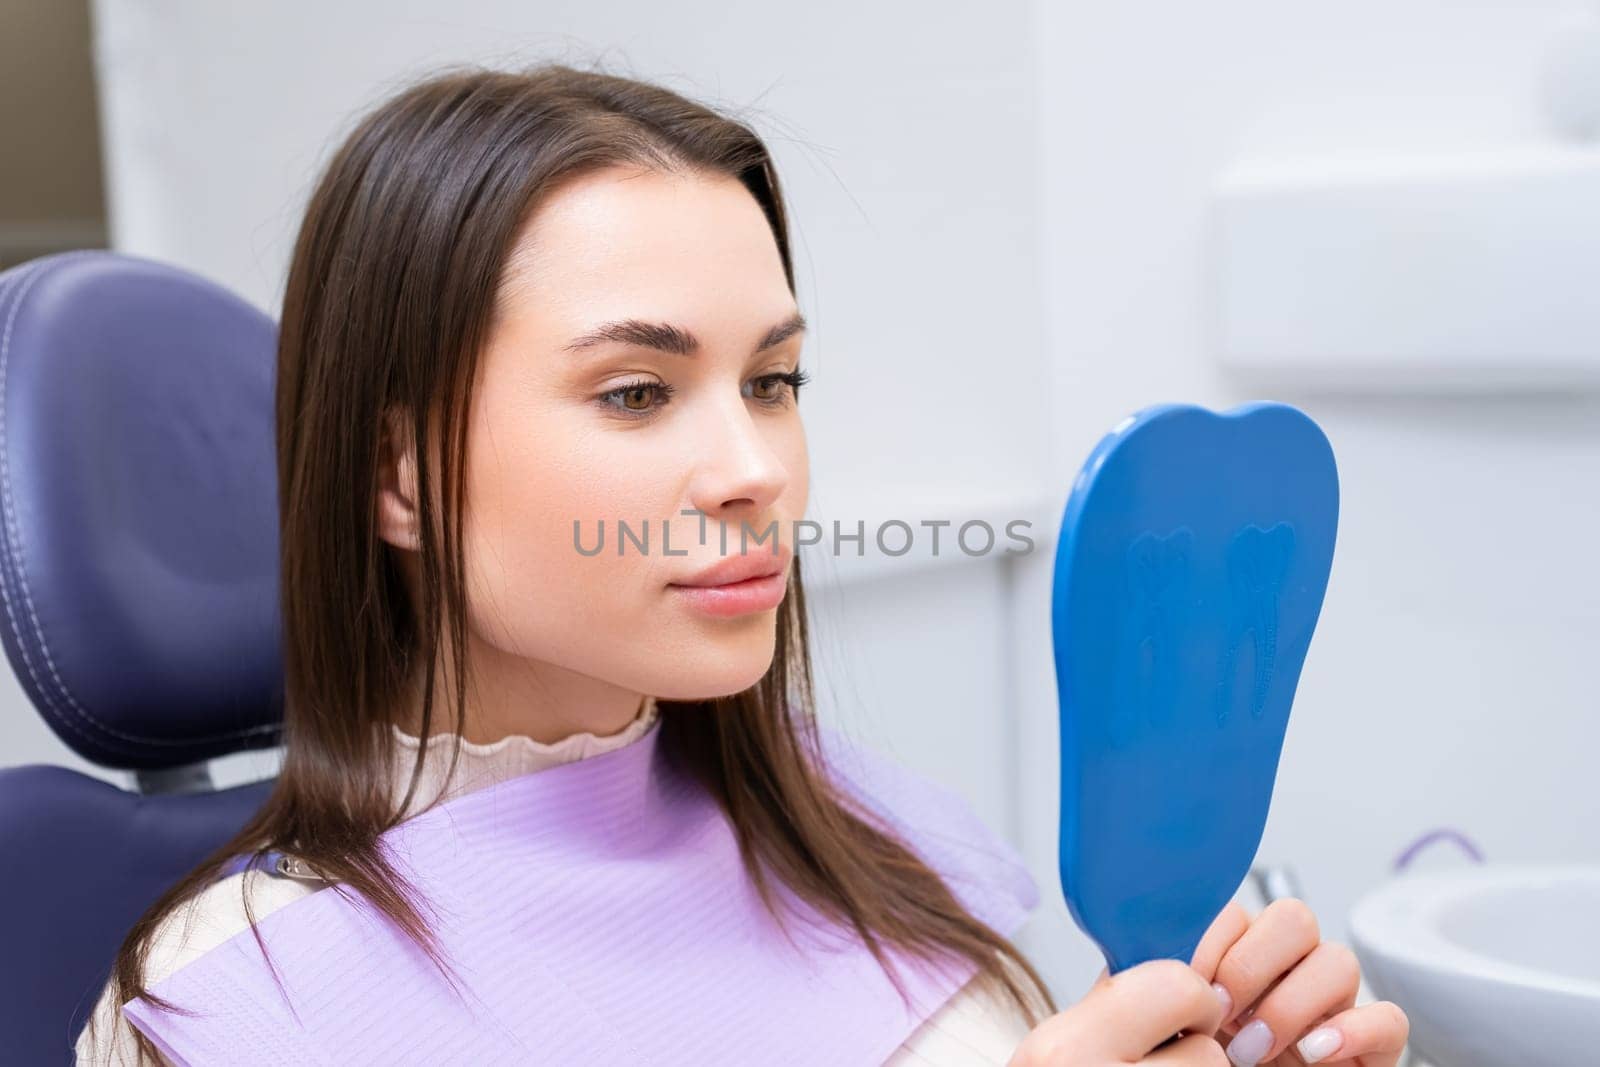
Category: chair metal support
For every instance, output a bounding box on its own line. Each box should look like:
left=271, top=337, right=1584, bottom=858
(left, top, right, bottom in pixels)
left=134, top=762, right=216, bottom=795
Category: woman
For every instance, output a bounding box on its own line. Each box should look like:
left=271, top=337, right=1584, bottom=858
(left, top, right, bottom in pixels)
left=77, top=62, right=1407, bottom=1066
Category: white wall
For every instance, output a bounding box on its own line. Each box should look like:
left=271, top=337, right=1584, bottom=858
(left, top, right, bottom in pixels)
left=1019, top=0, right=1600, bottom=1001
left=4, top=0, right=1595, bottom=1026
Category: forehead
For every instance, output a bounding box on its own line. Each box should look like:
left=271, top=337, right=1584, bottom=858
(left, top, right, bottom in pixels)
left=495, top=166, right=792, bottom=331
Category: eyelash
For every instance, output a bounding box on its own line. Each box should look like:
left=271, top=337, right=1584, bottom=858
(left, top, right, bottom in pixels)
left=597, top=369, right=811, bottom=419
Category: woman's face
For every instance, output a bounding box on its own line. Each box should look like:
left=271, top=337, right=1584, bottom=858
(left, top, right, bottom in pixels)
left=385, top=165, right=809, bottom=721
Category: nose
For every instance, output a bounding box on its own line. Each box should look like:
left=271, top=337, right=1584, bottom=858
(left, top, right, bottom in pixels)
left=684, top=394, right=789, bottom=525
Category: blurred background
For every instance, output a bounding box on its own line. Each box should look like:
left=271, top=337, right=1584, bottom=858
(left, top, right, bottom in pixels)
left=3, top=0, right=1598, bottom=1050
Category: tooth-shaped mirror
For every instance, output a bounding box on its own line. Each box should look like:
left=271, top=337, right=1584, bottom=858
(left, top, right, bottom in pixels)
left=1051, top=402, right=1339, bottom=975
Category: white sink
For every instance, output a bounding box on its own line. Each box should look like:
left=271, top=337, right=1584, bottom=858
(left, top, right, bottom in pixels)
left=1348, top=864, right=1600, bottom=1067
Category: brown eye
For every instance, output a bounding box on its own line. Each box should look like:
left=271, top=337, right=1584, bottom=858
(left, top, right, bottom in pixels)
left=745, top=369, right=809, bottom=407
left=598, top=378, right=675, bottom=418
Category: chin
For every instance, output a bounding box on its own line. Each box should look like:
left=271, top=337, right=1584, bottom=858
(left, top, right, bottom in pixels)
left=649, top=641, right=779, bottom=702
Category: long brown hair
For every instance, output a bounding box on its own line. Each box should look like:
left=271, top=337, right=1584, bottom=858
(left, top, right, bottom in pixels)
left=98, top=60, right=1057, bottom=1063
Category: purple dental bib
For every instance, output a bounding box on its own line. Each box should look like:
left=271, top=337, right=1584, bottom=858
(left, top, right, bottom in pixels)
left=123, top=718, right=1038, bottom=1065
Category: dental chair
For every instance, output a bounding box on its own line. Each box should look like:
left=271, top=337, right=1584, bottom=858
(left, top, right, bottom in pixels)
left=0, top=251, right=285, bottom=1063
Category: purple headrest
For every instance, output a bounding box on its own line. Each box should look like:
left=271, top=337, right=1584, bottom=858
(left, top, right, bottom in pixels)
left=0, top=251, right=283, bottom=769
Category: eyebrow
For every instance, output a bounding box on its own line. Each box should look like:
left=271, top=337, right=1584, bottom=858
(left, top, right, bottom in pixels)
left=561, top=311, right=807, bottom=357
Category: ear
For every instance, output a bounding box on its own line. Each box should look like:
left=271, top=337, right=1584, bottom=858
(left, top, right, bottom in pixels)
left=376, top=408, right=422, bottom=552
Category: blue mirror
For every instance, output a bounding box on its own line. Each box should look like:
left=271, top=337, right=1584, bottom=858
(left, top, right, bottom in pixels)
left=1051, top=402, right=1339, bottom=975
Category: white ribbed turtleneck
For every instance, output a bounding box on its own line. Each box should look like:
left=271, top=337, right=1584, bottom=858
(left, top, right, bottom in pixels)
left=387, top=694, right=660, bottom=820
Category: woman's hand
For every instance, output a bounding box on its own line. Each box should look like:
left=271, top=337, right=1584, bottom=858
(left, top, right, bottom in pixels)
left=1007, top=957, right=1230, bottom=1065
left=1190, top=898, right=1409, bottom=1066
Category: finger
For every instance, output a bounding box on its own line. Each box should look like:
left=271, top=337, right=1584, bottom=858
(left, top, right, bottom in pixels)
left=1211, top=897, right=1320, bottom=1030
left=1190, top=900, right=1251, bottom=983
left=1084, top=958, right=1227, bottom=1059
left=1142, top=1031, right=1229, bottom=1066
left=1218, top=941, right=1360, bottom=1065
left=1292, top=1000, right=1410, bottom=1066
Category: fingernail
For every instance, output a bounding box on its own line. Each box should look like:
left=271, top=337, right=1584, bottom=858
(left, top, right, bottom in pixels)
left=1297, top=1027, right=1343, bottom=1064
left=1226, top=1018, right=1274, bottom=1066
left=1212, top=982, right=1232, bottom=1018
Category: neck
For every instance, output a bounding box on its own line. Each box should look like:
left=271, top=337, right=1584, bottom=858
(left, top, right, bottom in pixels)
left=395, top=635, right=648, bottom=746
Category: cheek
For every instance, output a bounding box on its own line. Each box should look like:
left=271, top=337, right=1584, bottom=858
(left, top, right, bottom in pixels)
left=778, top=419, right=809, bottom=517
left=458, top=409, right=676, bottom=656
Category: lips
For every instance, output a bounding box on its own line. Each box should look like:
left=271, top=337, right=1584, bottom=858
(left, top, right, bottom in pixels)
left=667, top=546, right=793, bottom=618
left=671, top=546, right=792, bottom=588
